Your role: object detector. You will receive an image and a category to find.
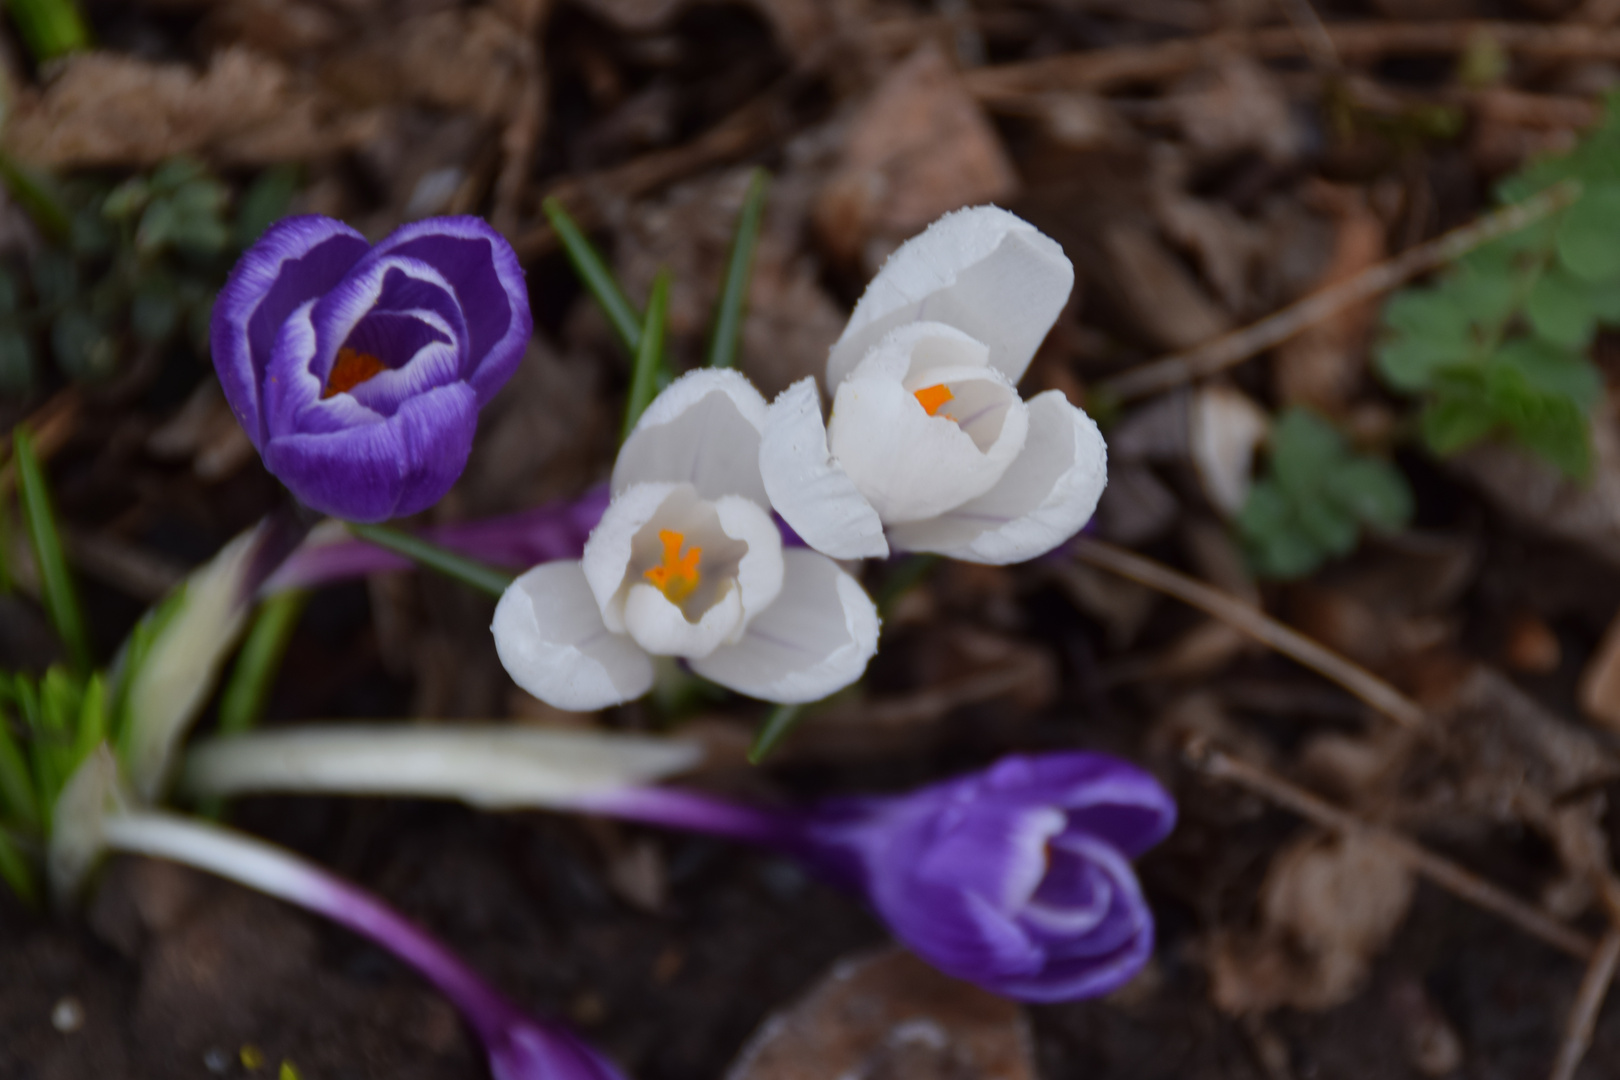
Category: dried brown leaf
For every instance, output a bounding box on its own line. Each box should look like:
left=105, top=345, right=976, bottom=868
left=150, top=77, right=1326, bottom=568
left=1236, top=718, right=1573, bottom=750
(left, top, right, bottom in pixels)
left=815, top=44, right=1017, bottom=269
left=1579, top=607, right=1620, bottom=731
left=726, top=948, right=1035, bottom=1080
left=6, top=47, right=379, bottom=168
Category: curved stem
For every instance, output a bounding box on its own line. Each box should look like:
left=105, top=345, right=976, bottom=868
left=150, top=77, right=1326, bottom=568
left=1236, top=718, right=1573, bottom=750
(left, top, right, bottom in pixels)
left=99, top=811, right=524, bottom=1043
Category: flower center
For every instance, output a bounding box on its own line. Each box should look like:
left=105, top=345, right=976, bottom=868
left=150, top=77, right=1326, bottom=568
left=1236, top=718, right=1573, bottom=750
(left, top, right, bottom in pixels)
left=913, top=383, right=955, bottom=417
left=643, top=529, right=702, bottom=603
left=324, top=347, right=388, bottom=398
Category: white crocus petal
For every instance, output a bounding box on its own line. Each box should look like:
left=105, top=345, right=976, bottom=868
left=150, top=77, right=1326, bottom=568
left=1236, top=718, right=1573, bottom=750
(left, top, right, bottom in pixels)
left=582, top=481, right=683, bottom=633
left=585, top=484, right=784, bottom=658
left=829, top=324, right=1028, bottom=524
left=885, top=390, right=1107, bottom=564
left=759, top=377, right=888, bottom=560
left=612, top=368, right=771, bottom=503
left=493, top=561, right=656, bottom=711
left=690, top=549, right=880, bottom=704
left=623, top=581, right=743, bottom=658
left=827, top=205, right=1074, bottom=388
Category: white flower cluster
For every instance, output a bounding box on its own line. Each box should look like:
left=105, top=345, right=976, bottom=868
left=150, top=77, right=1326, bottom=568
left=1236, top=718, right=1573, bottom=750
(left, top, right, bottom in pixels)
left=492, top=207, right=1109, bottom=711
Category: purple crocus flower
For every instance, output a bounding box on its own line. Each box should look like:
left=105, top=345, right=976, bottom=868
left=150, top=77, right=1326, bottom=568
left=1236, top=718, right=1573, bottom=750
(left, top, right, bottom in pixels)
left=575, top=751, right=1175, bottom=1002
left=212, top=215, right=532, bottom=522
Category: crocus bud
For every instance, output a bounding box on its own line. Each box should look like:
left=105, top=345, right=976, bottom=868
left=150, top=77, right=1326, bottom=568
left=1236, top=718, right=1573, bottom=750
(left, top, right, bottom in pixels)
left=760, top=206, right=1108, bottom=564
left=212, top=215, right=531, bottom=522
left=493, top=370, right=879, bottom=710
left=577, top=751, right=1175, bottom=1003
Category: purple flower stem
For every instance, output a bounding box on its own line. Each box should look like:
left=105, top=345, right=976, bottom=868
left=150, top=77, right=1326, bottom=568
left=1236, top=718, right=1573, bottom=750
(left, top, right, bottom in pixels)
left=574, top=786, right=801, bottom=849
left=99, top=811, right=623, bottom=1080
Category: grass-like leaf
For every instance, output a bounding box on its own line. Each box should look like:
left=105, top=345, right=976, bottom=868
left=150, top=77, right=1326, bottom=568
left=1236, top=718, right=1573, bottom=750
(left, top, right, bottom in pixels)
left=346, top=525, right=514, bottom=599
left=0, top=826, right=39, bottom=907
left=748, top=703, right=803, bottom=764
left=218, top=590, right=308, bottom=737
left=14, top=429, right=92, bottom=672
left=706, top=169, right=769, bottom=370
left=5, top=0, right=90, bottom=60
left=0, top=683, right=39, bottom=828
left=543, top=196, right=642, bottom=354
left=623, top=270, right=671, bottom=441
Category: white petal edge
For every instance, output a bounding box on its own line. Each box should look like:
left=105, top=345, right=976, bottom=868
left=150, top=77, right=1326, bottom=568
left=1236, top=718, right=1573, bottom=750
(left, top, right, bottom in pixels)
left=582, top=481, right=683, bottom=633
left=623, top=582, right=744, bottom=659
left=829, top=349, right=1029, bottom=525
left=828, top=206, right=1074, bottom=388
left=885, top=391, right=1107, bottom=565
left=759, top=377, right=888, bottom=560
left=613, top=368, right=771, bottom=503
left=714, top=493, right=786, bottom=630
left=493, top=560, right=656, bottom=711
left=690, top=549, right=880, bottom=704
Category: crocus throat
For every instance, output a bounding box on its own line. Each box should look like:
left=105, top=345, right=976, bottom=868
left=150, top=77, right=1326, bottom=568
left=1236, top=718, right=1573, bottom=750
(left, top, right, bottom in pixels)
left=324, top=347, right=388, bottom=398
left=914, top=383, right=955, bottom=418
left=644, top=529, right=702, bottom=603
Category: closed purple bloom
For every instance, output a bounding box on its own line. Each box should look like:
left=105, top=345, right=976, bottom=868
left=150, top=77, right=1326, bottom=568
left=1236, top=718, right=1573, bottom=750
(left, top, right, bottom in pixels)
left=801, top=753, right=1174, bottom=1001
left=581, top=751, right=1175, bottom=1003
left=212, top=215, right=532, bottom=522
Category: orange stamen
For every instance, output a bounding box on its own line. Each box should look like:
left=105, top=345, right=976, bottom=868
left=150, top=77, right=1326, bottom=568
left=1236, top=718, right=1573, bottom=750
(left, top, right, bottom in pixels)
left=324, top=347, right=387, bottom=398
left=643, top=529, right=702, bottom=603
left=914, top=383, right=955, bottom=417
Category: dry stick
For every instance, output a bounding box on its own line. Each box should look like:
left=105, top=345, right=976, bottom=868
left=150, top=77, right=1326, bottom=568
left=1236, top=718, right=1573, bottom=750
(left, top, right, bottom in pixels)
left=1069, top=537, right=1426, bottom=727
left=1193, top=744, right=1597, bottom=961
left=967, top=20, right=1620, bottom=101
left=1550, top=928, right=1620, bottom=1080
left=1096, top=181, right=1580, bottom=403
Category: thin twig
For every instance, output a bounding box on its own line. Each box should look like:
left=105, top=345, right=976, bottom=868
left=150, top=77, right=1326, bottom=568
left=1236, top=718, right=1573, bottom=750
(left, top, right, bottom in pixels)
left=1191, top=744, right=1597, bottom=961
left=1550, top=928, right=1620, bottom=1080
left=1096, top=181, right=1580, bottom=402
left=1068, top=537, right=1426, bottom=727
left=966, top=20, right=1620, bottom=102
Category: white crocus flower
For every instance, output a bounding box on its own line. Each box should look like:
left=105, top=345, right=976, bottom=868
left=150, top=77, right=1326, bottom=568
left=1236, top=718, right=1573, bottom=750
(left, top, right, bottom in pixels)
left=493, top=370, right=880, bottom=711
left=760, top=206, right=1108, bottom=564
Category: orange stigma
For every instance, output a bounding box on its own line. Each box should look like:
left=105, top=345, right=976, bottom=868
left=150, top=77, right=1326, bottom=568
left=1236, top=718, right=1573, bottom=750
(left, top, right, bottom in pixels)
left=644, top=529, right=702, bottom=603
left=324, top=347, right=387, bottom=398
left=913, top=383, right=955, bottom=417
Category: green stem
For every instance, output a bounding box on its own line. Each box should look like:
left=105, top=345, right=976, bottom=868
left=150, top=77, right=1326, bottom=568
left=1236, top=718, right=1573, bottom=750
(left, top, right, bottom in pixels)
left=218, top=590, right=308, bottom=737
left=706, top=169, right=769, bottom=370
left=622, top=270, right=671, bottom=442
left=543, top=197, right=642, bottom=355
left=345, top=524, right=513, bottom=599
left=14, top=428, right=91, bottom=671
left=748, top=703, right=803, bottom=764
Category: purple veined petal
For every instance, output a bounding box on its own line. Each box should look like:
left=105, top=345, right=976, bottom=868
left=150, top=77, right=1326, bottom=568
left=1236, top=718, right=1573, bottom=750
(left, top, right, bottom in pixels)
left=1000, top=910, right=1154, bottom=1003
left=878, top=878, right=1046, bottom=982
left=264, top=381, right=479, bottom=522
left=983, top=752, right=1178, bottom=859
left=912, top=803, right=1066, bottom=911
left=212, top=216, right=370, bottom=448
left=303, top=255, right=471, bottom=420
left=372, top=216, right=533, bottom=406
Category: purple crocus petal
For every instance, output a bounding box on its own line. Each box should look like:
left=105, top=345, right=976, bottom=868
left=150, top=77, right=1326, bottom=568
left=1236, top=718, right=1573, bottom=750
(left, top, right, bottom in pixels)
left=212, top=216, right=369, bottom=447
left=304, top=255, right=470, bottom=419
left=213, top=213, right=530, bottom=523
left=489, top=1024, right=629, bottom=1080
left=982, top=752, right=1178, bottom=858
left=914, top=803, right=1065, bottom=910
left=265, top=382, right=479, bottom=523
left=372, top=216, right=532, bottom=405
